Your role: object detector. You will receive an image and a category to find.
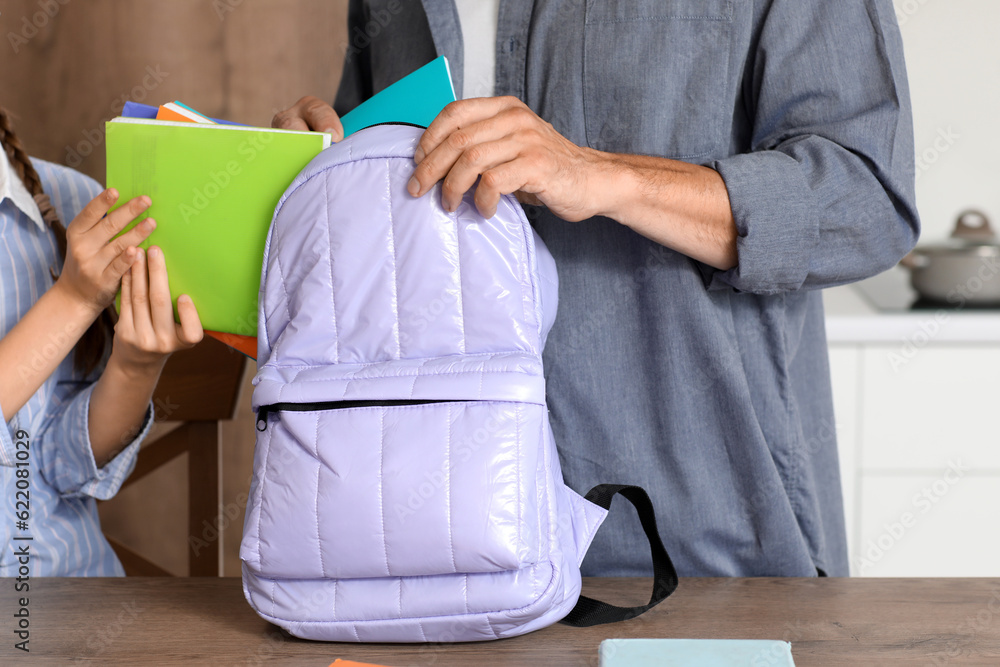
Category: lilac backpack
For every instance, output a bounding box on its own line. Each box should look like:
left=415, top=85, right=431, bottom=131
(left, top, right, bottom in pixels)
left=240, top=124, right=676, bottom=642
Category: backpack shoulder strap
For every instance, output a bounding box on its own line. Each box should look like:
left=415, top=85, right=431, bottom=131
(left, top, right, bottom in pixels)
left=560, top=484, right=679, bottom=627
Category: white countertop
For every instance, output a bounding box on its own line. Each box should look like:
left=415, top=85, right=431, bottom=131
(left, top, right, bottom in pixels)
left=823, top=268, right=1000, bottom=344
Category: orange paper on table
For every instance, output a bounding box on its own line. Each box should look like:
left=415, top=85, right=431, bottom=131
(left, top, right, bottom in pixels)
left=329, top=661, right=393, bottom=667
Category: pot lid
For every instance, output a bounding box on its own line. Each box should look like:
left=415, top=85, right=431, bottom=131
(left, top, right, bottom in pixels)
left=911, top=210, right=998, bottom=255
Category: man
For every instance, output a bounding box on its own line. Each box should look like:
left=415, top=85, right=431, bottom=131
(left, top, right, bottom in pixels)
left=273, top=0, right=919, bottom=577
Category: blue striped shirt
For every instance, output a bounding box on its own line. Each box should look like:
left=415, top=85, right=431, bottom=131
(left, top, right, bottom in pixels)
left=1, top=154, right=153, bottom=576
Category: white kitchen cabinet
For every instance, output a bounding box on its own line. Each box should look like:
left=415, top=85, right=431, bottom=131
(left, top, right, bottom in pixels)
left=856, top=473, right=997, bottom=577
left=860, top=345, right=1000, bottom=471
left=823, top=281, right=1000, bottom=577
left=828, top=346, right=860, bottom=562
left=828, top=341, right=1000, bottom=577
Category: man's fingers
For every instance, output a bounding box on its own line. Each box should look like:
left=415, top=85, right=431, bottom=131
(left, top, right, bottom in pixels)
left=415, top=97, right=522, bottom=164
left=513, top=190, right=544, bottom=207
left=474, top=161, right=529, bottom=219
left=409, top=113, right=516, bottom=201
left=302, top=99, right=344, bottom=140
left=271, top=110, right=310, bottom=132
left=175, top=294, right=204, bottom=346
left=273, top=96, right=344, bottom=140
left=439, top=137, right=523, bottom=212
left=145, top=246, right=176, bottom=336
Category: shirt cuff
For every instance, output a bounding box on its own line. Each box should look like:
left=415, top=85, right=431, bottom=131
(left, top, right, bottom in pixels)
left=0, top=396, right=18, bottom=468
left=702, top=150, right=821, bottom=295
left=41, top=383, right=152, bottom=500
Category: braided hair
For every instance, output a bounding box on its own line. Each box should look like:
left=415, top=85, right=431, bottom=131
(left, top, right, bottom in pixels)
left=0, top=107, right=115, bottom=376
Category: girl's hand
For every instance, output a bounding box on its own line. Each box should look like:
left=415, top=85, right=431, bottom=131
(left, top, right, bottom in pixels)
left=111, top=245, right=203, bottom=373
left=55, top=188, right=157, bottom=314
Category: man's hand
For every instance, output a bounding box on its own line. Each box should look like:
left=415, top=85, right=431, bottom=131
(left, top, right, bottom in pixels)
left=272, top=96, right=344, bottom=141
left=407, top=96, right=610, bottom=221
left=276, top=94, right=737, bottom=270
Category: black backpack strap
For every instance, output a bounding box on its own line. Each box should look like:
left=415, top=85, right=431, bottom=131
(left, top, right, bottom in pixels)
left=561, top=484, right=678, bottom=627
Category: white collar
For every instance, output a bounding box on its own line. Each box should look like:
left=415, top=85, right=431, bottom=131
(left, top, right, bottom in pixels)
left=0, top=147, right=46, bottom=230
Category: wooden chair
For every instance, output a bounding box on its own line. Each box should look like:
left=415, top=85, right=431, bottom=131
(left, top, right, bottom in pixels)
left=104, top=337, right=246, bottom=576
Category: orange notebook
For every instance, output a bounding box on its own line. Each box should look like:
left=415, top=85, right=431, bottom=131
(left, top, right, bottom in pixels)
left=155, top=101, right=215, bottom=124
left=206, top=330, right=257, bottom=358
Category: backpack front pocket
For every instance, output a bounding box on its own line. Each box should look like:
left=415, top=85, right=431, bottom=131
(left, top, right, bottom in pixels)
left=244, top=399, right=544, bottom=580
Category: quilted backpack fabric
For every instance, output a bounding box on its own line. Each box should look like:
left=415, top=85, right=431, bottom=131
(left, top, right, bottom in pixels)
left=240, top=124, right=676, bottom=642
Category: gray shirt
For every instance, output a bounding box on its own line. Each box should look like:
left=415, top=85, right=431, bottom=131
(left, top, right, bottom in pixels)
left=335, top=0, right=919, bottom=577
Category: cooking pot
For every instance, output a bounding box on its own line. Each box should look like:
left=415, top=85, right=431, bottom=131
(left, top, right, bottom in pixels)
left=900, top=210, right=1000, bottom=306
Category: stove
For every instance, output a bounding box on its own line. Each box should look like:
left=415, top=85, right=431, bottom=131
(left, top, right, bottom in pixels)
left=852, top=266, right=1000, bottom=312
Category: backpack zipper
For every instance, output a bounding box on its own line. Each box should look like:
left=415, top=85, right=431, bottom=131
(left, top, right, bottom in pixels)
left=256, top=398, right=453, bottom=431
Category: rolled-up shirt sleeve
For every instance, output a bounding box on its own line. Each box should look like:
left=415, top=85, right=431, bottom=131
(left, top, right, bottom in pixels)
left=34, top=381, right=152, bottom=500
left=704, top=0, right=920, bottom=295
left=2, top=403, right=24, bottom=557
left=1, top=401, right=17, bottom=469
left=0, top=417, right=11, bottom=562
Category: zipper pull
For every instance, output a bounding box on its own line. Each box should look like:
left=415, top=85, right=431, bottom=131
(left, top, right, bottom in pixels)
left=256, top=406, right=269, bottom=432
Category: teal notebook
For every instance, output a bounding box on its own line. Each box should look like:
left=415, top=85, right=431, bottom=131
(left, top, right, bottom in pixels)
left=340, top=55, right=456, bottom=136
left=599, top=639, right=796, bottom=666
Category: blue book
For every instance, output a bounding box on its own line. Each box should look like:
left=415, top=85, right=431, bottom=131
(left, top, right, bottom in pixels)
left=599, top=639, right=796, bottom=666
left=340, top=55, right=456, bottom=136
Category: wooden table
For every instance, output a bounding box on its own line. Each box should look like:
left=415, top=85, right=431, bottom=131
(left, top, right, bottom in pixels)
left=3, top=577, right=1000, bottom=665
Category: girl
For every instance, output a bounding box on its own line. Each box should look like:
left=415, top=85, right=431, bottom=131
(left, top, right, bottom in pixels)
left=1, top=107, right=203, bottom=575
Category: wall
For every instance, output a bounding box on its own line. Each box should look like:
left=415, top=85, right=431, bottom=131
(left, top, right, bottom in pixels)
left=893, top=0, right=1000, bottom=240
left=1, top=0, right=348, bottom=181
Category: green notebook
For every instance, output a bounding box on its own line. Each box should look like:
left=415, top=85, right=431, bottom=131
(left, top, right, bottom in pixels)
left=105, top=56, right=454, bottom=337
left=106, top=119, right=331, bottom=334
